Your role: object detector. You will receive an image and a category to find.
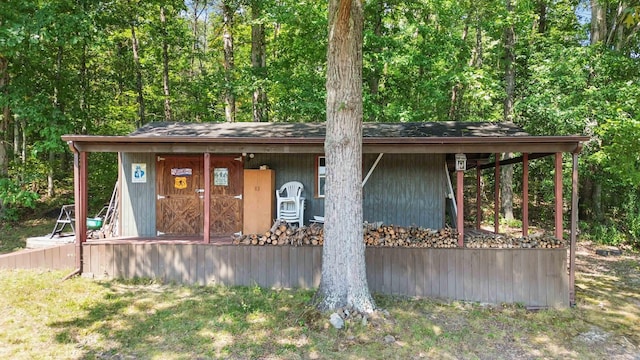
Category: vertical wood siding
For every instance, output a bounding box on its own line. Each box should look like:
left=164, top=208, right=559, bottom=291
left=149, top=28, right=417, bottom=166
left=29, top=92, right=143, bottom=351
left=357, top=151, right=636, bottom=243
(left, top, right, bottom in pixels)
left=121, top=153, right=157, bottom=237
left=0, top=244, right=76, bottom=270
left=363, top=154, right=445, bottom=228
left=250, top=153, right=446, bottom=229
left=83, top=244, right=568, bottom=308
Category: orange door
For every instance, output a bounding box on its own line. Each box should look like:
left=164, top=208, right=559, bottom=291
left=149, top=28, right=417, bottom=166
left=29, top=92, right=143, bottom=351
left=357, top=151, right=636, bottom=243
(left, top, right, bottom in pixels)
left=209, top=156, right=243, bottom=236
left=156, top=156, right=204, bottom=236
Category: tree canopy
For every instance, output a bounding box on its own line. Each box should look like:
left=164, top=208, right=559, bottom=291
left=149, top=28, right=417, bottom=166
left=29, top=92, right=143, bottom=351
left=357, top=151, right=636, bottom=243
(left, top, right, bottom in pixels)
left=0, top=0, right=638, bottom=246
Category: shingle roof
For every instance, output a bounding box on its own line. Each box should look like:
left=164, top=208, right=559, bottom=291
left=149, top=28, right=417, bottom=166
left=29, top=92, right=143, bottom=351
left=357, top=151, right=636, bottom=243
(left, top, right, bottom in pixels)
left=130, top=121, right=530, bottom=139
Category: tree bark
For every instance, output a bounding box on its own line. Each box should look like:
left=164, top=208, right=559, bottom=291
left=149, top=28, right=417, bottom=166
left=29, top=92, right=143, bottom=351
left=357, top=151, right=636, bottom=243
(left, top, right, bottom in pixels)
left=316, top=0, right=375, bottom=314
left=223, top=1, right=236, bottom=123
left=161, top=5, right=172, bottom=121
left=0, top=56, right=9, bottom=177
left=590, top=0, right=607, bottom=44
left=251, top=0, right=267, bottom=122
left=131, top=23, right=145, bottom=127
left=501, top=0, right=516, bottom=222
left=366, top=0, right=384, bottom=121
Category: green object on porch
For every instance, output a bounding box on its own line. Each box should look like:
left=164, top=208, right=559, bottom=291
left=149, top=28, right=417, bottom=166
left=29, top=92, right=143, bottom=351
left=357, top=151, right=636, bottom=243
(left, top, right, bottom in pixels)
left=86, top=218, right=103, bottom=230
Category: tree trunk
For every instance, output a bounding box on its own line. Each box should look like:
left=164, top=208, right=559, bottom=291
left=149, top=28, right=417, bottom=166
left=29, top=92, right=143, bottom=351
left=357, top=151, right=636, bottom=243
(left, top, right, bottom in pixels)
left=448, top=17, right=470, bottom=121
left=501, top=0, right=516, bottom=221
left=590, top=0, right=607, bottom=44
left=131, top=23, right=145, bottom=127
left=501, top=153, right=514, bottom=221
left=48, top=151, right=55, bottom=197
left=536, top=0, right=547, bottom=34
left=0, top=56, right=9, bottom=177
left=223, top=1, right=235, bottom=123
left=316, top=0, right=375, bottom=314
left=366, top=0, right=384, bottom=121
left=251, top=0, right=267, bottom=122
left=161, top=6, right=172, bottom=121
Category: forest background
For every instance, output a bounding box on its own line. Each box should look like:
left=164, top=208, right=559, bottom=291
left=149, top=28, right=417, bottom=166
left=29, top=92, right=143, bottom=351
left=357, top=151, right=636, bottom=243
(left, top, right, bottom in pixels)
left=0, top=0, right=638, bottom=249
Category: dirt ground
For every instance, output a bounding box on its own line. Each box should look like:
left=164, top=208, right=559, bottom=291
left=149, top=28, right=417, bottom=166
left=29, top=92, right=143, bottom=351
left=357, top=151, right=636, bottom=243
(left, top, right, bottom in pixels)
left=572, top=241, right=640, bottom=359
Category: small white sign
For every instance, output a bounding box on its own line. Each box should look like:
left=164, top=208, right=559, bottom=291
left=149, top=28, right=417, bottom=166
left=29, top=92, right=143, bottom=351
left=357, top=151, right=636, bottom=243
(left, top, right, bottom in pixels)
left=455, top=154, right=467, bottom=171
left=214, top=168, right=229, bottom=186
left=132, top=163, right=147, bottom=183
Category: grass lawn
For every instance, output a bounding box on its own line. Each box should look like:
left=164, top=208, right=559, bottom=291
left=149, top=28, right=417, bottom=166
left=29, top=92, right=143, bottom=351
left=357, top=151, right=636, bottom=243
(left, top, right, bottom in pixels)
left=0, top=241, right=638, bottom=360
left=0, top=218, right=56, bottom=254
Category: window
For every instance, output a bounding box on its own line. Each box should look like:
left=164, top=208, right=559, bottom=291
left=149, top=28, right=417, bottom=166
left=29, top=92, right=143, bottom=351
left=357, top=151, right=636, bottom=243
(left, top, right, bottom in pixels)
left=315, top=155, right=326, bottom=198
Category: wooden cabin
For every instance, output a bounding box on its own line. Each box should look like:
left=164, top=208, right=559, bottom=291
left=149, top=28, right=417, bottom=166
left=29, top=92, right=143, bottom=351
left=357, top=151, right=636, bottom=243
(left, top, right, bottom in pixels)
left=58, top=121, right=587, bottom=308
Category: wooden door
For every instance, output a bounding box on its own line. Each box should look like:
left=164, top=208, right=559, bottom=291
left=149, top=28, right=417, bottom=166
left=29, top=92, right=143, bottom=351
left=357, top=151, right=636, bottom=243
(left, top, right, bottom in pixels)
left=156, top=156, right=204, bottom=236
left=209, top=156, right=243, bottom=236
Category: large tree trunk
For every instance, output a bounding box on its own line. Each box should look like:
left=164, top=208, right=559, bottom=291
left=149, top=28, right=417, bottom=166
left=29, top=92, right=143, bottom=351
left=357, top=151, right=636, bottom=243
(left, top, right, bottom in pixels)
left=316, top=0, right=375, bottom=314
left=223, top=1, right=235, bottom=123
left=161, top=6, right=172, bottom=121
left=501, top=0, right=516, bottom=221
left=131, top=23, right=145, bottom=127
left=251, top=0, right=267, bottom=122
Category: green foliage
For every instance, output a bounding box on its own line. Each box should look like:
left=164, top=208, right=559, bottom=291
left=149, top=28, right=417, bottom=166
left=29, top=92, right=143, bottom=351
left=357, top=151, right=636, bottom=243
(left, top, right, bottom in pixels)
left=0, top=178, right=40, bottom=222
left=0, top=0, right=638, bottom=242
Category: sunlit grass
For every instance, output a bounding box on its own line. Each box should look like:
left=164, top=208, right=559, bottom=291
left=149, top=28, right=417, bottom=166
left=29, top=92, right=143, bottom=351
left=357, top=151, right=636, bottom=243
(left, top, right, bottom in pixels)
left=0, top=244, right=639, bottom=359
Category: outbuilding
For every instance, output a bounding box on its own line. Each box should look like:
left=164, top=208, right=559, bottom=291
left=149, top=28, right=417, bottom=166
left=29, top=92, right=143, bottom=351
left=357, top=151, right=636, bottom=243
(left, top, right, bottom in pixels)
left=61, top=121, right=587, bottom=308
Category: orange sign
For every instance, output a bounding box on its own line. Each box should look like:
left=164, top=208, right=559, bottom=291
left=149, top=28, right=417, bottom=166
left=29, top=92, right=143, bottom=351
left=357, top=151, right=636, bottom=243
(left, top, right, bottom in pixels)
left=174, top=177, right=187, bottom=189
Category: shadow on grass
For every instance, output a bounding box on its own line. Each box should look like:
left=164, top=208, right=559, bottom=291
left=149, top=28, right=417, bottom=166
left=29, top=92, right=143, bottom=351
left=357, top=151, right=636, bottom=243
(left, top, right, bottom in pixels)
left=49, top=280, right=316, bottom=359
left=574, top=248, right=640, bottom=347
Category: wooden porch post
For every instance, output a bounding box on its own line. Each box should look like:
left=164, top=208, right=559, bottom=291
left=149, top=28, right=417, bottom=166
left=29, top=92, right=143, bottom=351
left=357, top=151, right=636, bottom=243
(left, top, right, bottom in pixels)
left=476, top=165, right=481, bottom=230
left=204, top=153, right=211, bottom=243
left=522, top=153, right=529, bottom=237
left=554, top=152, right=563, bottom=240
left=569, top=152, right=579, bottom=306
left=73, top=150, right=88, bottom=268
left=494, top=154, right=500, bottom=234
left=457, top=168, right=464, bottom=247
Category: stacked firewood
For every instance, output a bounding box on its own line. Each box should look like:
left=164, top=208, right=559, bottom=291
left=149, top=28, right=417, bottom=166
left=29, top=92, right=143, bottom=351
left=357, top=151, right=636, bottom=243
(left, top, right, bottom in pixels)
left=464, top=230, right=565, bottom=249
left=363, top=223, right=458, bottom=248
left=233, top=221, right=458, bottom=248
left=233, top=221, right=325, bottom=246
left=233, top=222, right=565, bottom=249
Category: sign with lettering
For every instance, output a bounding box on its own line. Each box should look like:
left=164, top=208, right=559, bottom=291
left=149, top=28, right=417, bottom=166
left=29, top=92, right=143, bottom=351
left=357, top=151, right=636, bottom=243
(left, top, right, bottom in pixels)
left=132, top=163, right=147, bottom=183
left=214, top=168, right=229, bottom=186
left=171, top=168, right=192, bottom=176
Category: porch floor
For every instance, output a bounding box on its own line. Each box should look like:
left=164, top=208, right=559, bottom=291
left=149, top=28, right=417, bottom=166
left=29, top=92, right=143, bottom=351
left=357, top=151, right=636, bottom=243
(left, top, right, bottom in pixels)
left=86, top=235, right=234, bottom=245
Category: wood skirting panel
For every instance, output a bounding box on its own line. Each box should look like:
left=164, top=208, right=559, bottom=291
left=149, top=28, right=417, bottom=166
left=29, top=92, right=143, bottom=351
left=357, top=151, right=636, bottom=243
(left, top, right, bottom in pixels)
left=82, top=244, right=568, bottom=307
left=0, top=244, right=76, bottom=270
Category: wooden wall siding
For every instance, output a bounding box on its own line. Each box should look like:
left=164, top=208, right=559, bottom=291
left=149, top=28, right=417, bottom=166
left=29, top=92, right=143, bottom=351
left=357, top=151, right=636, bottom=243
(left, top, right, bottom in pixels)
left=249, top=154, right=319, bottom=225
left=121, top=153, right=157, bottom=237
left=363, top=154, right=445, bottom=228
left=249, top=153, right=446, bottom=229
left=82, top=244, right=568, bottom=307
left=0, top=244, right=76, bottom=270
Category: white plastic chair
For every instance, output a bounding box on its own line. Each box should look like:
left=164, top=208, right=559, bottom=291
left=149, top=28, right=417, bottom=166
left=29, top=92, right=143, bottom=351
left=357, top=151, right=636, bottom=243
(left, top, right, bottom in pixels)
left=276, top=181, right=305, bottom=227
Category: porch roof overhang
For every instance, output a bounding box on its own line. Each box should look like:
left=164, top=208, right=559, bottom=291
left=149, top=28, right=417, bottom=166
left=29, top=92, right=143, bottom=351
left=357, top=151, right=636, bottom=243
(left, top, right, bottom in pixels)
left=62, top=121, right=588, bottom=155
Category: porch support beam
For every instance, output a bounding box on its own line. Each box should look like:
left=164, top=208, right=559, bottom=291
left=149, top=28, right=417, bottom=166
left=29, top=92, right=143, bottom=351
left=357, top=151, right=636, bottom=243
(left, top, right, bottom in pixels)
left=522, top=153, right=529, bottom=237
left=456, top=167, right=464, bottom=247
left=73, top=150, right=88, bottom=268
left=554, top=152, right=563, bottom=240
left=476, top=165, right=481, bottom=230
left=204, top=153, right=211, bottom=243
left=494, top=154, right=500, bottom=234
left=569, top=152, right=579, bottom=306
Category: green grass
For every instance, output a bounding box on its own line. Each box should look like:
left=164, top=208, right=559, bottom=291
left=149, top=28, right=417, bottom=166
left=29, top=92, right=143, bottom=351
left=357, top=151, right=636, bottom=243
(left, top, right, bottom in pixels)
left=1, top=243, right=639, bottom=360
left=0, top=218, right=56, bottom=254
